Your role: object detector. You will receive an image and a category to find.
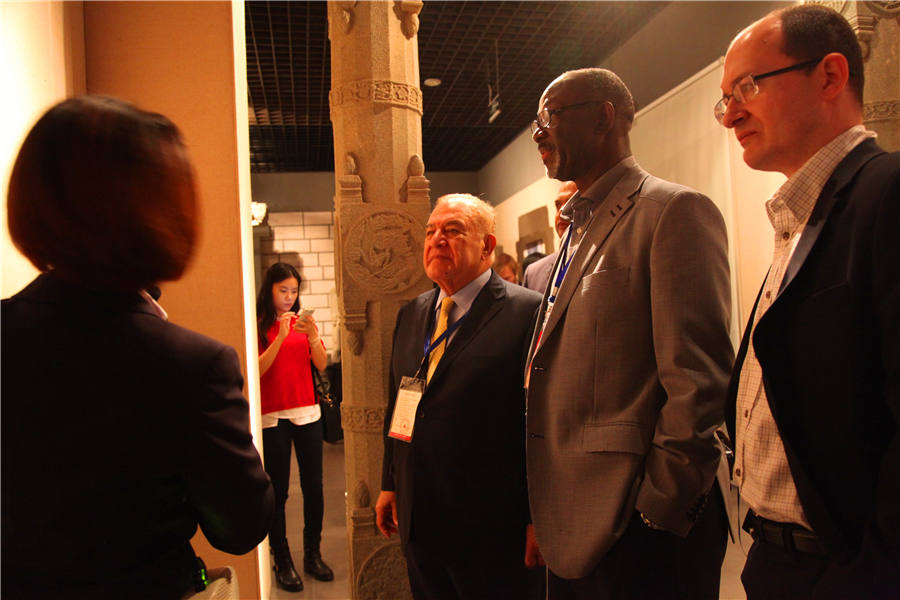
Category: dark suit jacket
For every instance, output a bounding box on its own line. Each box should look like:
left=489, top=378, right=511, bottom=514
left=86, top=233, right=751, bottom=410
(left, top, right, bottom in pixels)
left=381, top=271, right=541, bottom=558
left=726, top=140, right=900, bottom=573
left=2, top=273, right=274, bottom=599
left=522, top=251, right=558, bottom=294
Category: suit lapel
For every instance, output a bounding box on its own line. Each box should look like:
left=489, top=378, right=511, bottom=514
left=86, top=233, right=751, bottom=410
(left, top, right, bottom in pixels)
left=535, top=167, right=645, bottom=352
left=778, top=139, right=884, bottom=297
left=427, top=272, right=505, bottom=387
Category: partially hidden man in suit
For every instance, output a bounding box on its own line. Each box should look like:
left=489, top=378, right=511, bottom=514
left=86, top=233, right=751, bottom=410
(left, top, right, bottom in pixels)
left=522, top=180, right=578, bottom=293
left=718, top=5, right=900, bottom=598
left=525, top=68, right=735, bottom=599
left=375, top=194, right=543, bottom=599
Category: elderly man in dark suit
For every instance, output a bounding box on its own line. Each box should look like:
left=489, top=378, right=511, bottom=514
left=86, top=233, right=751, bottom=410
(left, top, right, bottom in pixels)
left=375, top=194, right=543, bottom=599
left=525, top=68, right=734, bottom=599
left=718, top=5, right=900, bottom=598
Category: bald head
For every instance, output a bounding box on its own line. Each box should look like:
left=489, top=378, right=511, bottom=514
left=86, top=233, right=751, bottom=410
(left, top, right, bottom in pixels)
left=534, top=69, right=635, bottom=189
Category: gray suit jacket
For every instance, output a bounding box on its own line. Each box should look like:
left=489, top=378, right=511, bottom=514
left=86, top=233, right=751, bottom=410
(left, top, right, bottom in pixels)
left=525, top=162, right=734, bottom=578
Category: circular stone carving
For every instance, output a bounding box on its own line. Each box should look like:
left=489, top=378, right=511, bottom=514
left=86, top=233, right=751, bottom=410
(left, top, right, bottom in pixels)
left=357, top=542, right=413, bottom=600
left=864, top=1, right=900, bottom=17
left=344, top=211, right=423, bottom=293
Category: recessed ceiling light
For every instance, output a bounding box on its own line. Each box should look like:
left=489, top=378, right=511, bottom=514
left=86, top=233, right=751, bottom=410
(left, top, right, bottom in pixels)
left=423, top=78, right=442, bottom=87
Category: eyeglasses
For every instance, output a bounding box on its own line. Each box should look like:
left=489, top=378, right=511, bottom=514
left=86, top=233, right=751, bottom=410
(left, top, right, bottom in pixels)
left=714, top=57, right=824, bottom=124
left=530, top=101, right=606, bottom=134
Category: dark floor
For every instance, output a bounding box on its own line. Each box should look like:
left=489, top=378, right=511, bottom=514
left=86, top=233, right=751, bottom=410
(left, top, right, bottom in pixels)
left=268, top=440, right=750, bottom=600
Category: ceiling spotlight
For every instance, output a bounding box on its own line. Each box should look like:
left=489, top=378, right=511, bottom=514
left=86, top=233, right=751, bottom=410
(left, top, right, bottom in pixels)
left=423, top=78, right=442, bottom=87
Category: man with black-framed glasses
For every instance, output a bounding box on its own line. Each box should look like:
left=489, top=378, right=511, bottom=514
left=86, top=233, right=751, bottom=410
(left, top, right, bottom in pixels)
left=720, top=5, right=900, bottom=598
left=525, top=67, right=734, bottom=599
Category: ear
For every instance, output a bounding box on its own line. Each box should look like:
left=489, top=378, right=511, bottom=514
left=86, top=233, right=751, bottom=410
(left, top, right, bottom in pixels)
left=594, top=101, right=615, bottom=134
left=482, top=234, right=497, bottom=257
left=820, top=52, right=850, bottom=101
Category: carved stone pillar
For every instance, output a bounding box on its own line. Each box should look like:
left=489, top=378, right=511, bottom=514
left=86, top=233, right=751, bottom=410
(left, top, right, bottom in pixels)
left=327, top=2, right=431, bottom=598
left=827, top=0, right=900, bottom=151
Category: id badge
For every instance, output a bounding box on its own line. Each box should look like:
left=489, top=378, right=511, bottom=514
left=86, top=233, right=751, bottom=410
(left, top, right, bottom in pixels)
left=388, top=376, right=425, bottom=443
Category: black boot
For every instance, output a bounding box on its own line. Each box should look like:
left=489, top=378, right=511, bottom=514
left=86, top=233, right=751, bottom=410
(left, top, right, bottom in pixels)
left=272, top=543, right=304, bottom=592
left=303, top=534, right=334, bottom=582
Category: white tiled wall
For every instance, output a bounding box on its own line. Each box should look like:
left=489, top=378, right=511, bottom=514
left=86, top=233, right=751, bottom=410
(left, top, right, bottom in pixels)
left=257, top=211, right=339, bottom=362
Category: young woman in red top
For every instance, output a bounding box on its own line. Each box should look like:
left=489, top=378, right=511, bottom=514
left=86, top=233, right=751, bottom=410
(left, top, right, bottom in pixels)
left=257, top=262, right=333, bottom=591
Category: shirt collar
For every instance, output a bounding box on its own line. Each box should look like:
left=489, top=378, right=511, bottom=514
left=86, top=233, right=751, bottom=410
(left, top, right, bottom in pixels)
left=766, top=125, right=875, bottom=228
left=435, top=267, right=491, bottom=316
left=139, top=289, right=169, bottom=321
left=560, top=155, right=637, bottom=224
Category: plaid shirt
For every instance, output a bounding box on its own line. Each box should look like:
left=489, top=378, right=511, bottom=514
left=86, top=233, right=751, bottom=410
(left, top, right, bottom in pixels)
left=734, top=125, right=876, bottom=527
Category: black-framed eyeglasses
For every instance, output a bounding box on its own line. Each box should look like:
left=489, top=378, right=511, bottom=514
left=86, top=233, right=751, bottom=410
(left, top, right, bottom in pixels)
left=530, top=100, right=606, bottom=134
left=714, top=56, right=824, bottom=124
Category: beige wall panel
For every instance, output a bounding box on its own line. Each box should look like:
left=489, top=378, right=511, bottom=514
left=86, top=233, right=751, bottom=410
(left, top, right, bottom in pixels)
left=1, top=0, right=85, bottom=297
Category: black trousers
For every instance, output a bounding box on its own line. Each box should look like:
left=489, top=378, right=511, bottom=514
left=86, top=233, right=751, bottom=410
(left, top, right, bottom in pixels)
left=262, top=418, right=324, bottom=548
left=548, top=486, right=728, bottom=600
left=742, top=532, right=900, bottom=599
left=404, top=539, right=544, bottom=600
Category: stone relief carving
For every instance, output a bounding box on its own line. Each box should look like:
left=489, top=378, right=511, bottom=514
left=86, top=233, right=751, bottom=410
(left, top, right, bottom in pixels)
left=336, top=1, right=357, bottom=34
left=805, top=0, right=848, bottom=12
left=357, top=542, right=413, bottom=600
left=344, top=406, right=387, bottom=435
left=337, top=152, right=365, bottom=355
left=864, top=1, right=900, bottom=20
left=352, top=480, right=371, bottom=509
left=864, top=100, right=900, bottom=122
left=330, top=80, right=423, bottom=115
left=344, top=212, right=424, bottom=294
left=400, top=154, right=430, bottom=204
left=393, top=0, right=423, bottom=39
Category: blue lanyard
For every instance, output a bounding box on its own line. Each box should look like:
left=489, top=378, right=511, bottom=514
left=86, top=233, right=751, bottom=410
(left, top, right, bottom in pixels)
left=416, top=302, right=469, bottom=378
left=548, top=224, right=575, bottom=304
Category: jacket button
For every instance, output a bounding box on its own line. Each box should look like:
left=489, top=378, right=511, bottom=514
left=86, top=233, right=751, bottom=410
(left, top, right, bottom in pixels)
left=735, top=468, right=742, bottom=478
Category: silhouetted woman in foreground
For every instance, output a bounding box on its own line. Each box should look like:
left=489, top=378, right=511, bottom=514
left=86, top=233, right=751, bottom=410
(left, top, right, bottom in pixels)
left=1, top=96, right=273, bottom=599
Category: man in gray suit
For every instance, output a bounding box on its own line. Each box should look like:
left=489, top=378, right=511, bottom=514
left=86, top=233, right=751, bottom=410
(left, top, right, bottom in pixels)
left=525, top=68, right=734, bottom=599
left=522, top=180, right=577, bottom=293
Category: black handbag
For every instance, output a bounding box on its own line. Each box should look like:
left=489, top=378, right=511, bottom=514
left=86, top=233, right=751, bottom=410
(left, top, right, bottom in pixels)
left=312, top=363, right=343, bottom=443
left=311, top=364, right=335, bottom=408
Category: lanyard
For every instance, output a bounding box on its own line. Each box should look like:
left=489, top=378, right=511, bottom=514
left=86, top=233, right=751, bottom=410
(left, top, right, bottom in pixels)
left=415, top=302, right=470, bottom=378
left=548, top=224, right=575, bottom=305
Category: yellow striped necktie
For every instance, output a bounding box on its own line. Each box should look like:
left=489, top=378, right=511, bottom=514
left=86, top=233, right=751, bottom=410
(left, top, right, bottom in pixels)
left=427, top=297, right=455, bottom=383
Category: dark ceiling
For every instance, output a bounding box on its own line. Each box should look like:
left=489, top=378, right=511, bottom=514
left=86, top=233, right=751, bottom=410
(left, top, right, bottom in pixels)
left=245, top=1, right=667, bottom=174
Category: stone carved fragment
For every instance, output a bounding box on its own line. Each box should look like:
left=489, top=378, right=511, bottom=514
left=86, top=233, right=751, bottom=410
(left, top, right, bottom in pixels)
left=864, top=100, right=900, bottom=122
left=353, top=480, right=371, bottom=509
left=400, top=154, right=430, bottom=204
left=864, top=1, right=900, bottom=20
left=330, top=80, right=423, bottom=115
left=344, top=212, right=424, bottom=294
left=344, top=406, right=386, bottom=434
left=357, top=542, right=413, bottom=600
left=336, top=1, right=357, bottom=33
left=393, top=0, right=423, bottom=39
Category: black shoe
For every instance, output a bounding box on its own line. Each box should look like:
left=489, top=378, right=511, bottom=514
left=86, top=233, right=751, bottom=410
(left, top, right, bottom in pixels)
left=272, top=545, right=304, bottom=592
left=303, top=551, right=334, bottom=582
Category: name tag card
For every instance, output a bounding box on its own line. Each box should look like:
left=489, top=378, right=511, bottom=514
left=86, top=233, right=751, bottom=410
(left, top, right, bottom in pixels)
left=388, top=376, right=426, bottom=442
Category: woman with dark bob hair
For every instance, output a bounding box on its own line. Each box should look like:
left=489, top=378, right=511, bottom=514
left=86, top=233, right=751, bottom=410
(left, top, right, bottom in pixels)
left=2, top=96, right=273, bottom=599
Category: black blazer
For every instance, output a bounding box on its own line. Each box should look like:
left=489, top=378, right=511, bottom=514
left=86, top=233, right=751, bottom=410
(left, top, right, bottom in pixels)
left=2, top=273, right=274, bottom=599
left=381, top=271, right=541, bottom=558
left=726, top=140, right=900, bottom=568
